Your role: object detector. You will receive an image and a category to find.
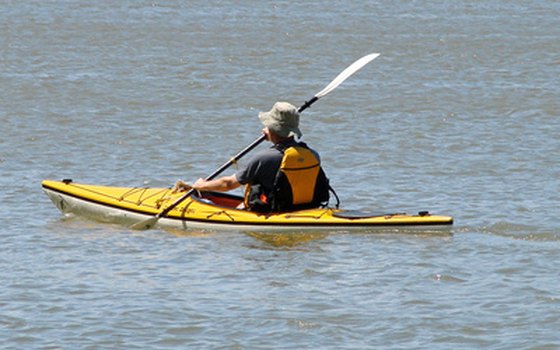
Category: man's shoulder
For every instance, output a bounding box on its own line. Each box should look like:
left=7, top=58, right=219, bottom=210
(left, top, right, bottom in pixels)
left=252, top=146, right=283, bottom=162
left=292, top=141, right=321, bottom=161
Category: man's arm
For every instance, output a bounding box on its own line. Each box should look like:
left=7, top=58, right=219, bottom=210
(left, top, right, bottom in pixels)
left=193, top=175, right=241, bottom=192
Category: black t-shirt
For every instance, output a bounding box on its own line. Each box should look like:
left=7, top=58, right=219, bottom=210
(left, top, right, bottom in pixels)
left=235, top=139, right=320, bottom=194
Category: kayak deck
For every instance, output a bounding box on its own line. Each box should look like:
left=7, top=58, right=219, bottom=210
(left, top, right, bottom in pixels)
left=42, top=179, right=453, bottom=232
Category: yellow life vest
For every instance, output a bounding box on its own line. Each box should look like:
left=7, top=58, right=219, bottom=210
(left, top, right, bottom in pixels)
left=243, top=144, right=332, bottom=212
left=278, top=146, right=321, bottom=206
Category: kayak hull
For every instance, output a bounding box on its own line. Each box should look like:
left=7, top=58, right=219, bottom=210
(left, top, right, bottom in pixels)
left=42, top=180, right=453, bottom=233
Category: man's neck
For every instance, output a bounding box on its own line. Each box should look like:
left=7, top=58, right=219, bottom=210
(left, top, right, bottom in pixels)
left=272, top=136, right=295, bottom=145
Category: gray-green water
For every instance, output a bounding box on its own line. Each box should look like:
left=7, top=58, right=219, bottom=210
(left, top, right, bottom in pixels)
left=1, top=1, right=559, bottom=349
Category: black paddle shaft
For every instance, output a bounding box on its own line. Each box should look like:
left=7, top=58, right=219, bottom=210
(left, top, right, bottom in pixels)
left=156, top=97, right=321, bottom=218
left=134, top=53, right=380, bottom=228
left=156, top=134, right=265, bottom=217
left=205, top=96, right=319, bottom=182
left=298, top=96, right=318, bottom=113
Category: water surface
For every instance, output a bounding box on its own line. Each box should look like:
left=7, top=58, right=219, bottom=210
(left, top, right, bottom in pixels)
left=1, top=1, right=559, bottom=349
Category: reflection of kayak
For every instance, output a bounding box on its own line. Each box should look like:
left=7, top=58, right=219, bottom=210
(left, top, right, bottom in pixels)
left=42, top=179, right=453, bottom=232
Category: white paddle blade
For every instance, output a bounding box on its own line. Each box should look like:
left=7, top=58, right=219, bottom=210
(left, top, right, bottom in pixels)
left=315, top=53, right=380, bottom=98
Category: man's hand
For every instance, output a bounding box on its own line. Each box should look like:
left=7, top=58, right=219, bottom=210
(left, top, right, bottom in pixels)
left=171, top=180, right=193, bottom=193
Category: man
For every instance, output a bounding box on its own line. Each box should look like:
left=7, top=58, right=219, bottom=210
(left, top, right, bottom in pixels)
left=175, top=102, right=330, bottom=212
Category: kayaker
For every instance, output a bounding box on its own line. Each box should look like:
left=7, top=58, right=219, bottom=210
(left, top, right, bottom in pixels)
left=174, top=102, right=332, bottom=212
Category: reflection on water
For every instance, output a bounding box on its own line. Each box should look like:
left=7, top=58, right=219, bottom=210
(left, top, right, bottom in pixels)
left=245, top=231, right=329, bottom=247
left=161, top=227, right=217, bottom=238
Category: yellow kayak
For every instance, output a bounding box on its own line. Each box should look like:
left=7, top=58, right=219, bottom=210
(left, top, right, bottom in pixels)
left=42, top=179, right=453, bottom=232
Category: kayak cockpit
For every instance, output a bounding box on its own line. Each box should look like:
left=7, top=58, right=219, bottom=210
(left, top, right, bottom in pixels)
left=192, top=191, right=245, bottom=209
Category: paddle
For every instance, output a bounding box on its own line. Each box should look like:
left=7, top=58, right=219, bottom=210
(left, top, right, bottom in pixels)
left=131, top=53, right=380, bottom=230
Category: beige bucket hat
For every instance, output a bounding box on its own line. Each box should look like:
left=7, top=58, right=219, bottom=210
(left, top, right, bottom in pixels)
left=258, top=102, right=302, bottom=138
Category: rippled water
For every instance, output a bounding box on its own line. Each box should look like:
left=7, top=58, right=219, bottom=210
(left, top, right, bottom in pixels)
left=1, top=1, right=559, bottom=349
